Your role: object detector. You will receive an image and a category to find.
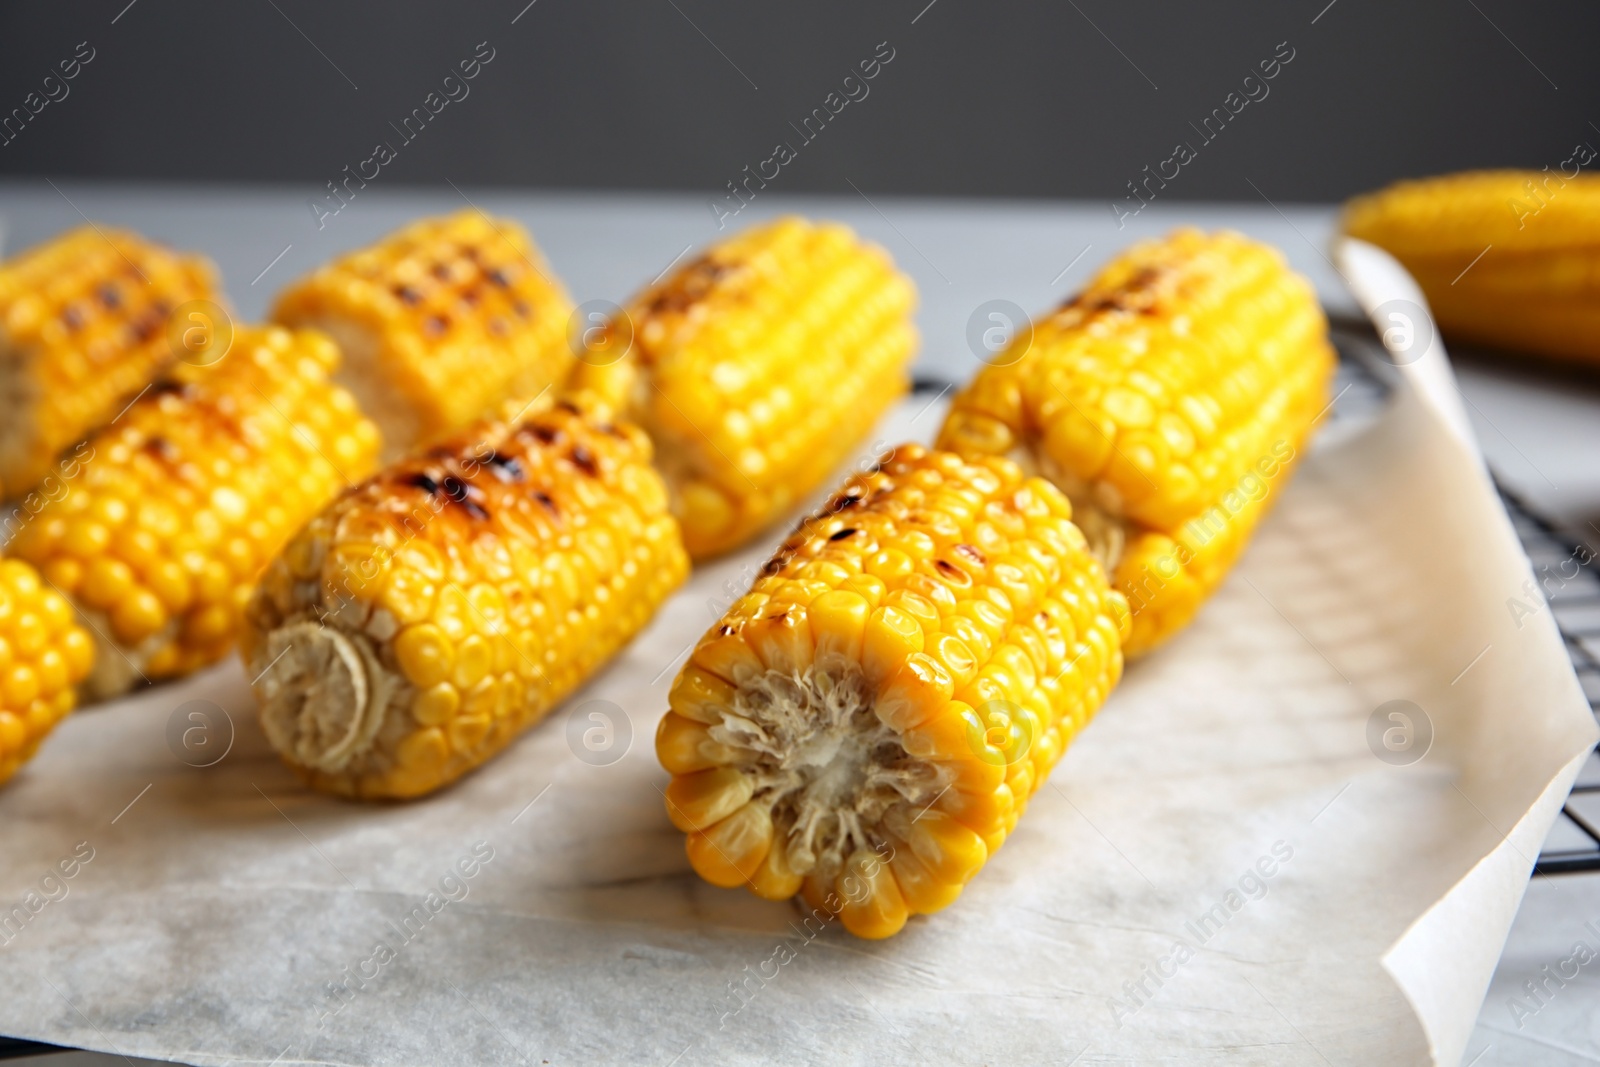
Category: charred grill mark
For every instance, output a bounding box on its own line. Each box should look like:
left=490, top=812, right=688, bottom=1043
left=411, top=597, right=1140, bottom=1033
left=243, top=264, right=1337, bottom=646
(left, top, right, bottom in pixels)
left=482, top=449, right=526, bottom=482
left=568, top=444, right=598, bottom=476
left=645, top=256, right=736, bottom=315
left=404, top=471, right=491, bottom=519
left=148, top=379, right=195, bottom=399
left=142, top=435, right=181, bottom=463
left=828, top=527, right=858, bottom=541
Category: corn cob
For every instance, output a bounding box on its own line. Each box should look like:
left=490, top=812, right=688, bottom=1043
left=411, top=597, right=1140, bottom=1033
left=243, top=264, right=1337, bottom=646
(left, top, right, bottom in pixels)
left=273, top=211, right=576, bottom=458
left=1343, top=170, right=1600, bottom=364
left=569, top=216, right=918, bottom=560
left=0, top=225, right=219, bottom=499
left=937, top=230, right=1334, bottom=656
left=8, top=326, right=381, bottom=699
left=241, top=392, right=688, bottom=799
left=657, top=444, right=1127, bottom=939
left=0, top=559, right=94, bottom=787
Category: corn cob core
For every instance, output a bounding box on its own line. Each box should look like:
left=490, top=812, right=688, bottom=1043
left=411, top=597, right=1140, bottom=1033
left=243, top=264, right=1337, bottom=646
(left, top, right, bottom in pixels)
left=658, top=445, right=1128, bottom=939
left=9, top=326, right=381, bottom=699
left=938, top=230, right=1334, bottom=656
left=1344, top=171, right=1600, bottom=364
left=570, top=216, right=918, bottom=559
left=273, top=211, right=575, bottom=457
left=242, top=393, right=688, bottom=799
left=0, top=225, right=219, bottom=499
left=0, top=559, right=93, bottom=787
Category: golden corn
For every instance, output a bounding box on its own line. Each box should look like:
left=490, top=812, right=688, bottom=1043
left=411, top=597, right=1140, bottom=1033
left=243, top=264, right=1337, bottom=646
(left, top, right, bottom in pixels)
left=570, top=216, right=917, bottom=559
left=273, top=210, right=576, bottom=457
left=938, top=230, right=1334, bottom=656
left=0, top=225, right=219, bottom=498
left=242, top=392, right=688, bottom=799
left=8, top=326, right=380, bottom=699
left=657, top=444, right=1128, bottom=938
left=1343, top=170, right=1600, bottom=364
left=0, top=559, right=93, bottom=787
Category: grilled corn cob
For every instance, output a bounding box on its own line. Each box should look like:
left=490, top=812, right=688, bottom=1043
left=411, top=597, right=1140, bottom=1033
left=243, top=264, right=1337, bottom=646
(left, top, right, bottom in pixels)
left=0, top=559, right=93, bottom=787
left=242, top=392, right=688, bottom=799
left=569, top=216, right=917, bottom=559
left=0, top=225, right=219, bottom=499
left=937, top=230, right=1334, bottom=656
left=1343, top=170, right=1600, bottom=364
left=8, top=326, right=381, bottom=699
left=657, top=444, right=1127, bottom=938
left=273, top=211, right=576, bottom=457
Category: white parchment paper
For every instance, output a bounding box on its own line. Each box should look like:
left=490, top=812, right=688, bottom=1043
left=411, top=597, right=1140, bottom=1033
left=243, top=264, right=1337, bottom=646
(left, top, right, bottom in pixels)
left=0, top=242, right=1591, bottom=1067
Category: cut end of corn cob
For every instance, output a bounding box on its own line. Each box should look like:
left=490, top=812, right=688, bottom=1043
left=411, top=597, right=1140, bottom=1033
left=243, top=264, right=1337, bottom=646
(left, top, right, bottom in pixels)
left=8, top=326, right=381, bottom=700
left=569, top=216, right=918, bottom=559
left=1343, top=171, right=1600, bottom=365
left=937, top=229, right=1334, bottom=656
left=0, top=559, right=93, bottom=788
left=658, top=445, right=1127, bottom=938
left=243, top=391, right=688, bottom=799
left=0, top=225, right=219, bottom=499
left=273, top=211, right=576, bottom=458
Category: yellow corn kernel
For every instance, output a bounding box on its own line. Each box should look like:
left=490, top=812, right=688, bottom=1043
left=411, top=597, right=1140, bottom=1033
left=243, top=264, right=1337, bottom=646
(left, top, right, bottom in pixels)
left=938, top=230, right=1333, bottom=656
left=0, top=226, right=219, bottom=499
left=0, top=558, right=94, bottom=787
left=273, top=211, right=576, bottom=457
left=656, top=445, right=1125, bottom=938
left=569, top=217, right=918, bottom=559
left=10, top=326, right=381, bottom=701
left=242, top=392, right=688, bottom=800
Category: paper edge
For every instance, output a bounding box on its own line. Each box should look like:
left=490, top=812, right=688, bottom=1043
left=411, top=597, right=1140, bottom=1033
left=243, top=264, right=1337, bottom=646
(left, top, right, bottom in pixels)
left=1337, top=236, right=1600, bottom=1066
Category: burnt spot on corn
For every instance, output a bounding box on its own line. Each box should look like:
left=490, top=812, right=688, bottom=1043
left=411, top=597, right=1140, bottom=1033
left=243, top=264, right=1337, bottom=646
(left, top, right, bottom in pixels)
left=404, top=471, right=491, bottom=519
left=482, top=449, right=526, bottom=483
left=403, top=472, right=440, bottom=495
left=520, top=423, right=562, bottom=446
left=486, top=267, right=513, bottom=288
left=98, top=283, right=121, bottom=310
left=423, top=314, right=450, bottom=337
left=829, top=527, right=858, bottom=542
left=431, top=263, right=453, bottom=282
left=393, top=285, right=423, bottom=307
left=142, top=435, right=182, bottom=463
left=569, top=444, right=598, bottom=477
left=954, top=544, right=986, bottom=565
left=556, top=400, right=582, bottom=416
left=759, top=554, right=788, bottom=578
left=935, top=559, right=971, bottom=586
left=645, top=256, right=736, bottom=315
left=61, top=305, right=86, bottom=331
left=149, top=379, right=196, bottom=400
left=531, top=489, right=559, bottom=516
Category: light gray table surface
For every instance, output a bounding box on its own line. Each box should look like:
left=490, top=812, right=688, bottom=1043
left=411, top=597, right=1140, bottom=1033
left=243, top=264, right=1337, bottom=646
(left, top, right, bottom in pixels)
left=0, top=181, right=1596, bottom=1065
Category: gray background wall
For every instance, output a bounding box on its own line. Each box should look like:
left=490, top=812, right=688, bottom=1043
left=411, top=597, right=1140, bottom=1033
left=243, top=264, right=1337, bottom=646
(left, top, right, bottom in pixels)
left=0, top=0, right=1595, bottom=206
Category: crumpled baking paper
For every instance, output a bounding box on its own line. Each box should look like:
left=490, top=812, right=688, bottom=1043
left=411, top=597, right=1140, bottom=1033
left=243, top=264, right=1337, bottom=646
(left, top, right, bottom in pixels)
left=0, top=241, right=1590, bottom=1067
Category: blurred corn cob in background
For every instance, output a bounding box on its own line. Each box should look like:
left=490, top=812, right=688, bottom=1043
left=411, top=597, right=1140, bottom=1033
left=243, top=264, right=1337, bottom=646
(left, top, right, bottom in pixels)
left=569, top=216, right=918, bottom=559
left=273, top=211, right=575, bottom=458
left=1343, top=170, right=1600, bottom=365
left=0, top=559, right=93, bottom=787
left=938, top=230, right=1334, bottom=656
left=0, top=226, right=219, bottom=499
left=657, top=445, right=1127, bottom=938
left=9, top=327, right=380, bottom=699
left=243, top=392, right=687, bottom=799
